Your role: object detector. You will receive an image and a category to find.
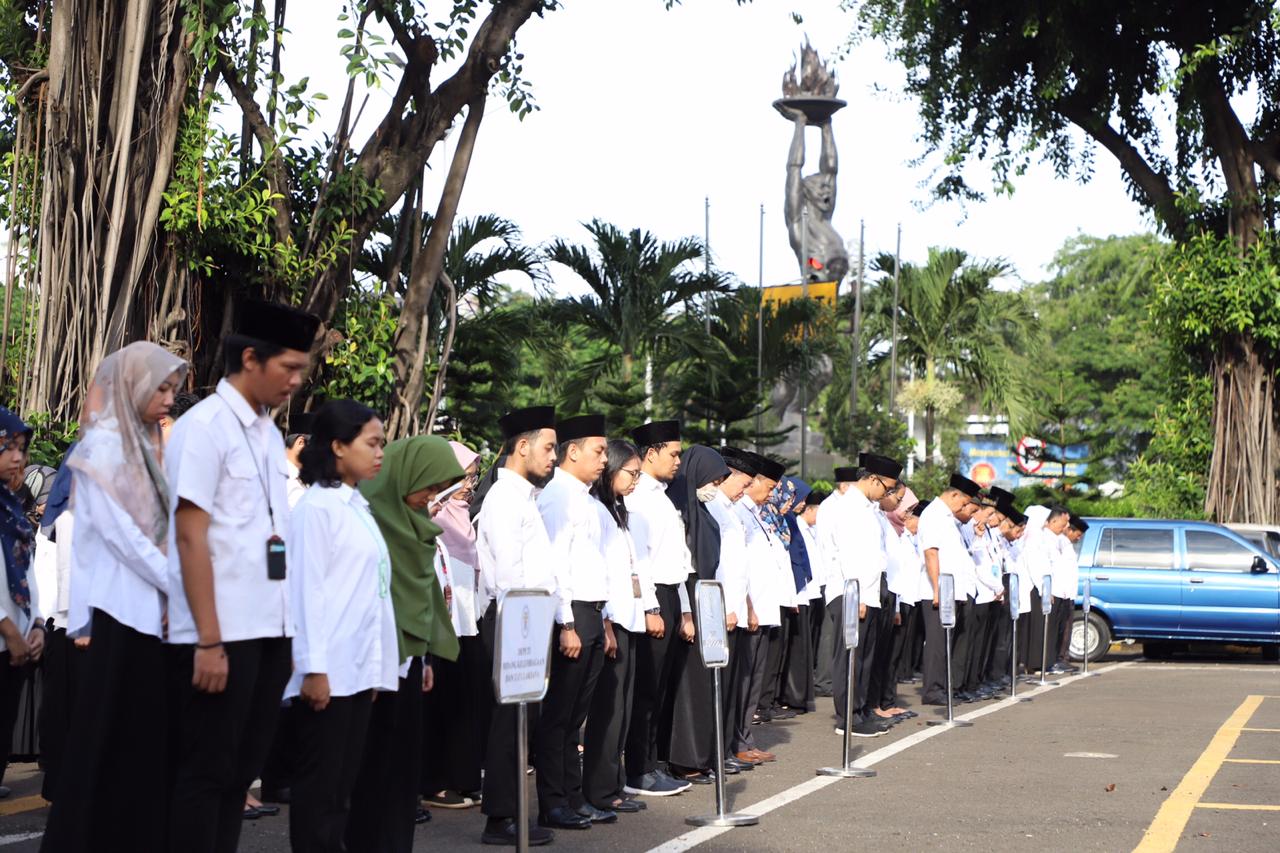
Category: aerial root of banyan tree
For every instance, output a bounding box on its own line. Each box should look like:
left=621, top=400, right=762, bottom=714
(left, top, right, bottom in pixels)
left=1205, top=335, right=1278, bottom=524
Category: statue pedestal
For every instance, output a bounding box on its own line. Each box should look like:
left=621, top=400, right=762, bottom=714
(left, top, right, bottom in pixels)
left=773, top=96, right=847, bottom=124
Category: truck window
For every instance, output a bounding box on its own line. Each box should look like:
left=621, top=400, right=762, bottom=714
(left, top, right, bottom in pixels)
left=1095, top=527, right=1175, bottom=570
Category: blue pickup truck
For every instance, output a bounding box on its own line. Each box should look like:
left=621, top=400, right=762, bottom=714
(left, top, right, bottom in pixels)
left=1071, top=518, right=1280, bottom=662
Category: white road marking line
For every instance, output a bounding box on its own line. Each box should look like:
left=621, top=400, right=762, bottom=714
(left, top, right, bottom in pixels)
left=1065, top=752, right=1119, bottom=758
left=0, top=832, right=43, bottom=847
left=1130, top=664, right=1280, bottom=672
left=647, top=661, right=1136, bottom=853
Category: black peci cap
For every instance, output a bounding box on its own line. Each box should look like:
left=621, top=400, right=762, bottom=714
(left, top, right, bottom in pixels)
left=834, top=466, right=858, bottom=483
left=949, top=473, right=982, bottom=497
left=909, top=499, right=930, bottom=517
left=858, top=452, right=903, bottom=481
left=1068, top=513, right=1089, bottom=532
left=556, top=413, right=607, bottom=442
left=1008, top=509, right=1028, bottom=526
left=236, top=300, right=321, bottom=352
left=744, top=451, right=786, bottom=482
left=720, top=447, right=759, bottom=477
left=630, top=420, right=681, bottom=447
left=498, top=406, right=557, bottom=440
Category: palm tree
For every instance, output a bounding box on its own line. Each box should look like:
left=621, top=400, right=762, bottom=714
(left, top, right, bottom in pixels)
left=544, top=219, right=732, bottom=409
left=860, top=247, right=1040, bottom=462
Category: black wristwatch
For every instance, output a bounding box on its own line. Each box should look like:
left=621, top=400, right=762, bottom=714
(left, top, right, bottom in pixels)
left=645, top=608, right=661, bottom=616
left=561, top=621, right=576, bottom=631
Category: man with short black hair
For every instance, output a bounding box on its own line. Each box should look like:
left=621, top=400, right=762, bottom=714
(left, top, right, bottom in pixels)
left=166, top=300, right=320, bottom=853
left=812, top=467, right=856, bottom=697
left=1051, top=514, right=1088, bottom=672
left=918, top=474, right=982, bottom=706
left=1025, top=505, right=1071, bottom=675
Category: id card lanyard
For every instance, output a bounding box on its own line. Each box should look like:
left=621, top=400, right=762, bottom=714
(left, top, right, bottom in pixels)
left=349, top=504, right=391, bottom=599
left=222, top=397, right=287, bottom=580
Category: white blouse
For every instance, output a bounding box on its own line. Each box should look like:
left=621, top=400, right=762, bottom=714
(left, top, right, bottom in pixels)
left=286, top=483, right=400, bottom=699
left=601, top=518, right=659, bottom=635
left=435, top=540, right=479, bottom=638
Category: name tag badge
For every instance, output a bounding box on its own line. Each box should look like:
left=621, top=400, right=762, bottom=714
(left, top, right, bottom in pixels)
left=267, top=535, right=287, bottom=580
left=631, top=574, right=642, bottom=599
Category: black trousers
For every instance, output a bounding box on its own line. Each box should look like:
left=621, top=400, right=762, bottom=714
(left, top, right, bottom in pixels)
left=480, top=602, right=539, bottom=819
left=951, top=597, right=975, bottom=691
left=38, top=626, right=89, bottom=801
left=421, top=633, right=487, bottom=796
left=732, top=628, right=767, bottom=752
left=1015, top=612, right=1031, bottom=674
left=346, top=658, right=422, bottom=853
left=813, top=596, right=839, bottom=694
left=759, top=622, right=786, bottom=712
left=0, top=648, right=28, bottom=787
left=626, top=582, right=681, bottom=779
left=963, top=601, right=991, bottom=692
left=889, top=601, right=920, bottom=685
left=809, top=596, right=826, bottom=660
left=42, top=611, right=166, bottom=853
left=830, top=597, right=880, bottom=726
left=1027, top=588, right=1050, bottom=673
left=291, top=691, right=374, bottom=853
left=666, top=610, right=728, bottom=773
left=166, top=636, right=292, bottom=853
left=534, top=601, right=605, bottom=814
left=920, top=599, right=948, bottom=704
left=779, top=604, right=815, bottom=711
left=869, top=581, right=897, bottom=710
left=1055, top=597, right=1075, bottom=663
left=986, top=595, right=1014, bottom=683
left=583, top=627, right=634, bottom=808
left=260, top=701, right=299, bottom=796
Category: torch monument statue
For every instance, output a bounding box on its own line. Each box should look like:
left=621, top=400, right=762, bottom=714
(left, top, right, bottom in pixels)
left=774, top=41, right=849, bottom=284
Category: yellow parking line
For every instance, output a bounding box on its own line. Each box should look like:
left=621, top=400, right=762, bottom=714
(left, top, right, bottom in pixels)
left=1195, top=802, right=1280, bottom=811
left=1133, top=695, right=1265, bottom=853
left=0, top=793, right=48, bottom=816
left=1223, top=758, right=1280, bottom=765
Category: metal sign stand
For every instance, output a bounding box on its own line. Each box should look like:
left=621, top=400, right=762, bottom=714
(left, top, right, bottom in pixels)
left=492, top=590, right=557, bottom=853
left=1036, top=575, right=1059, bottom=689
left=1009, top=574, right=1030, bottom=703
left=1079, top=576, right=1098, bottom=678
left=928, top=575, right=972, bottom=728
left=687, top=581, right=758, bottom=828
left=819, top=580, right=876, bottom=778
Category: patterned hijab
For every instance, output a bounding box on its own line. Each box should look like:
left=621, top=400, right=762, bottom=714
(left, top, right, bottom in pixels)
left=0, top=408, right=34, bottom=617
left=760, top=477, right=797, bottom=549
left=68, top=342, right=187, bottom=548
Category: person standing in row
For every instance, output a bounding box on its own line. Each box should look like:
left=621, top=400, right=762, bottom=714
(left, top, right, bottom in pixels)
left=870, top=478, right=912, bottom=723
left=889, top=501, right=927, bottom=687
left=165, top=300, right=318, bottom=853
left=797, top=490, right=828, bottom=693
left=421, top=440, right=488, bottom=810
left=1025, top=506, right=1070, bottom=674
left=535, top=413, right=613, bottom=831
left=41, top=342, right=186, bottom=853
left=285, top=401, right=399, bottom=853
left=755, top=476, right=800, bottom=723
left=664, top=445, right=731, bottom=785
left=623, top=421, right=694, bottom=798
left=583, top=439, right=651, bottom=815
left=918, top=476, right=981, bottom=706
left=347, top=435, right=464, bottom=852
left=475, top=406, right=559, bottom=847
left=776, top=478, right=816, bottom=715
left=1051, top=515, right=1088, bottom=672
left=813, top=468, right=856, bottom=699
left=960, top=498, right=1004, bottom=701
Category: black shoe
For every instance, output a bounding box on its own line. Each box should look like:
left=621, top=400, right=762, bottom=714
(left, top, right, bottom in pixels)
left=605, top=798, right=645, bottom=813
left=755, top=709, right=773, bottom=723
left=259, top=787, right=291, bottom=804
left=482, top=818, right=553, bottom=846
left=576, top=804, right=618, bottom=824
left=254, top=804, right=281, bottom=817
left=774, top=707, right=798, bottom=720
left=678, top=771, right=714, bottom=785
left=242, top=807, right=261, bottom=820
left=0, top=785, right=9, bottom=799
left=724, top=757, right=754, bottom=772
left=953, top=691, right=973, bottom=703
left=415, top=808, right=432, bottom=824
left=851, top=719, right=889, bottom=738
left=721, top=762, right=741, bottom=776
left=814, top=688, right=833, bottom=698
left=539, top=806, right=591, bottom=830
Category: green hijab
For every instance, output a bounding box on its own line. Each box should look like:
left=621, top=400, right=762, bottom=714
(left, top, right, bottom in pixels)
left=360, top=435, right=465, bottom=662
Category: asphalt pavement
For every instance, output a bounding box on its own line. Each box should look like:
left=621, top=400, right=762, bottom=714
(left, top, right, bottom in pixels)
left=2, top=643, right=1277, bottom=852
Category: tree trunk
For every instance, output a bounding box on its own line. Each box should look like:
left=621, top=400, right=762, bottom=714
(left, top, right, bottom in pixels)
left=924, top=404, right=936, bottom=464
left=1204, top=334, right=1277, bottom=523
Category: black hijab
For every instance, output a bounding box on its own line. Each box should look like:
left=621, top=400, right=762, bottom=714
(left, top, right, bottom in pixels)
left=668, top=445, right=729, bottom=581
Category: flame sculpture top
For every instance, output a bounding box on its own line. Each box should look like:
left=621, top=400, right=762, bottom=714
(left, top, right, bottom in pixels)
left=775, top=40, right=849, bottom=284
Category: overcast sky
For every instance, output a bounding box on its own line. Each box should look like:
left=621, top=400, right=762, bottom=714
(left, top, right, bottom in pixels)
left=282, top=1, right=1156, bottom=296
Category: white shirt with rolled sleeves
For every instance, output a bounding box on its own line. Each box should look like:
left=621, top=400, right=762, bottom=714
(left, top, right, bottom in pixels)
left=734, top=499, right=788, bottom=628
left=918, top=499, right=973, bottom=602
left=1051, top=533, right=1079, bottom=600
left=285, top=484, right=399, bottom=699
left=796, top=518, right=825, bottom=602
left=627, top=472, right=694, bottom=613
left=164, top=379, right=293, bottom=645
left=537, top=468, right=609, bottom=625
left=601, top=518, right=658, bottom=635
left=706, top=491, right=748, bottom=620
left=819, top=489, right=849, bottom=601
left=822, top=488, right=884, bottom=607
left=476, top=468, right=558, bottom=606
left=67, top=456, right=168, bottom=638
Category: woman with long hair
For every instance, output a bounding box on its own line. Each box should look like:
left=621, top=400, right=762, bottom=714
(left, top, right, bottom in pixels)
left=583, top=439, right=651, bottom=814
left=285, top=400, right=398, bottom=853
left=346, top=435, right=463, bottom=853
left=41, top=341, right=186, bottom=852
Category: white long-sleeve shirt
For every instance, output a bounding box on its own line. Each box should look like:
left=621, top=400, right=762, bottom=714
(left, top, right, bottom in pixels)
left=0, top=543, right=41, bottom=637
left=896, top=531, right=928, bottom=605
left=734, top=499, right=789, bottom=628
left=537, top=468, right=609, bottom=624
left=823, top=488, right=885, bottom=607
left=814, top=489, right=846, bottom=593
left=475, top=468, right=557, bottom=606
left=286, top=484, right=399, bottom=698
left=796, top=517, right=825, bottom=602
left=602, top=520, right=658, bottom=634
left=434, top=540, right=480, bottom=638
left=1051, top=533, right=1080, bottom=600
left=707, top=491, right=749, bottom=619
left=627, top=473, right=693, bottom=613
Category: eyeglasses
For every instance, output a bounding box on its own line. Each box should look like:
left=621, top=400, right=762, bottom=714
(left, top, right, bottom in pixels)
left=620, top=467, right=642, bottom=481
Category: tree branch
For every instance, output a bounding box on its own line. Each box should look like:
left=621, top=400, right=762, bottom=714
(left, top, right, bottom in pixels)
left=214, top=40, right=293, bottom=251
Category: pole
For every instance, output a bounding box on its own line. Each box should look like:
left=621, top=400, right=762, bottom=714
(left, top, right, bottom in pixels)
left=1080, top=576, right=1098, bottom=678
left=800, top=206, right=809, bottom=481
left=704, top=196, right=712, bottom=435
left=1038, top=616, right=1053, bottom=687
left=818, top=607, right=876, bottom=778
left=850, top=220, right=864, bottom=421
left=756, top=203, right=765, bottom=451
left=888, top=223, right=901, bottom=412
left=517, top=702, right=529, bottom=851
left=1010, top=618, right=1031, bottom=702
left=927, top=626, right=973, bottom=728
left=686, top=667, right=759, bottom=826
